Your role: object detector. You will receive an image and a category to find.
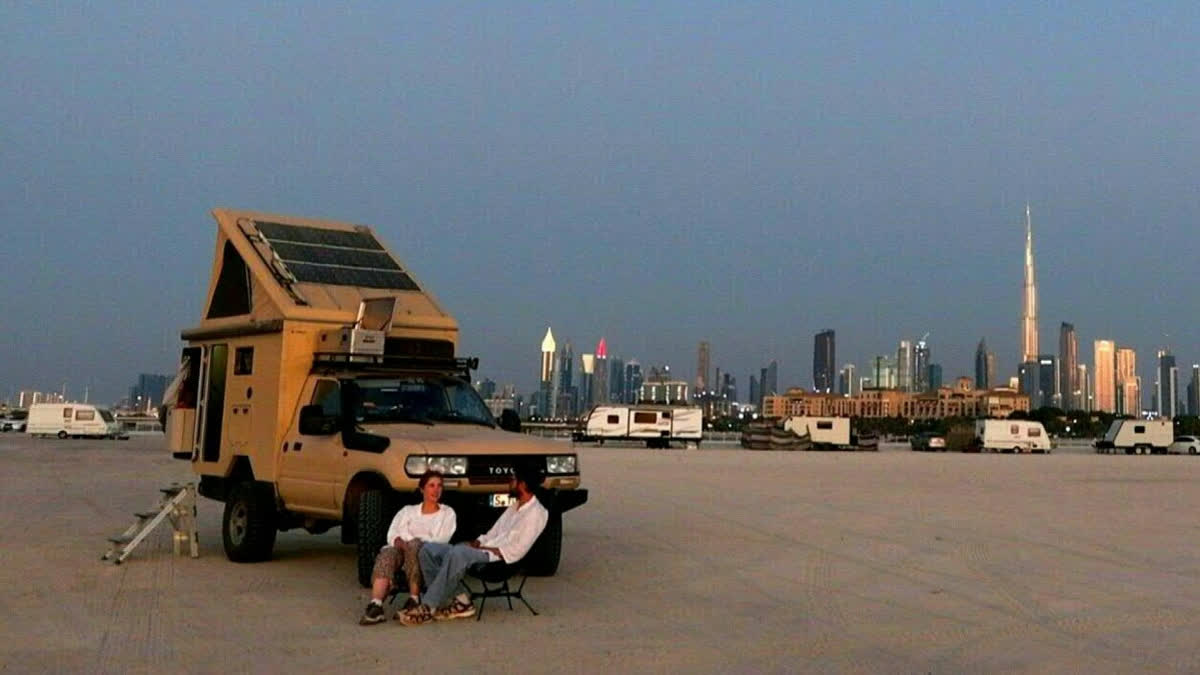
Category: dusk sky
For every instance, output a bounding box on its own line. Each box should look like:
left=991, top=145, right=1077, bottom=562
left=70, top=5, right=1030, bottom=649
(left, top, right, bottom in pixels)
left=3, top=3, right=1199, bottom=403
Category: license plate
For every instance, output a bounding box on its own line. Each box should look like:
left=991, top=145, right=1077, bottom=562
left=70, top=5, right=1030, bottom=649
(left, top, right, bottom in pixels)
left=489, top=493, right=513, bottom=508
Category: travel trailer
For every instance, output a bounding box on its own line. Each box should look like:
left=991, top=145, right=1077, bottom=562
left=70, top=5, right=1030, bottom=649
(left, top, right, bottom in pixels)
left=26, top=403, right=121, bottom=439
left=973, top=419, right=1052, bottom=453
left=783, top=416, right=851, bottom=448
left=164, top=209, right=587, bottom=584
left=576, top=405, right=702, bottom=448
left=1094, top=419, right=1173, bottom=455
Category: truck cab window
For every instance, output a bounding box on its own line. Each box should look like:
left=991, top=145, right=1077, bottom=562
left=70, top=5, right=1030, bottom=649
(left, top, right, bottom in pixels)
left=312, top=380, right=341, bottom=417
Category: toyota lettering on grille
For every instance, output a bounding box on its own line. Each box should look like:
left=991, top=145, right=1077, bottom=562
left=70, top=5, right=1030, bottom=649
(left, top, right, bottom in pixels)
left=488, top=466, right=514, bottom=475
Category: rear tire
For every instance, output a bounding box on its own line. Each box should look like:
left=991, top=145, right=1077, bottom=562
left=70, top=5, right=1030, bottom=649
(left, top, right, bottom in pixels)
left=1190, top=447, right=1197, bottom=455
left=222, top=481, right=277, bottom=562
left=57, top=430, right=68, bottom=439
left=523, top=510, right=562, bottom=577
left=356, top=489, right=395, bottom=588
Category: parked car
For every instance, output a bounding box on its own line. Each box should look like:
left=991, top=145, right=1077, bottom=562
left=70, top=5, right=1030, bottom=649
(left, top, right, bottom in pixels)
left=1169, top=436, right=1199, bottom=455
left=2, top=410, right=27, bottom=432
left=910, top=432, right=946, bottom=451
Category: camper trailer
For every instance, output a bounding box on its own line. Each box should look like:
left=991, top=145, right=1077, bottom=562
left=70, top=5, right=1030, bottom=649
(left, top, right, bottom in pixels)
left=577, top=405, right=702, bottom=448
left=26, top=403, right=120, bottom=439
left=783, top=416, right=852, bottom=449
left=164, top=209, right=587, bottom=584
left=1094, top=419, right=1173, bottom=455
left=973, top=419, right=1053, bottom=453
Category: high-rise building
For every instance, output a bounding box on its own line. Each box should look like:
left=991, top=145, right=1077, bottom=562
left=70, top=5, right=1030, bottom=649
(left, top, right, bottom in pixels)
left=897, top=340, right=914, bottom=392
left=760, top=361, right=778, bottom=400
left=624, top=361, right=643, bottom=404
left=579, top=354, right=595, bottom=411
left=837, top=363, right=856, bottom=396
left=1189, top=365, right=1200, bottom=416
left=540, top=327, right=556, bottom=416
left=1077, top=364, right=1091, bottom=412
left=1059, top=322, right=1078, bottom=409
left=974, top=339, right=990, bottom=389
left=987, top=352, right=997, bottom=389
left=1094, top=340, right=1116, bottom=412
left=129, top=373, right=170, bottom=411
left=593, top=338, right=609, bottom=405
left=927, top=363, right=943, bottom=391
left=1018, top=360, right=1039, bottom=401
left=1116, top=347, right=1138, bottom=416
left=748, top=375, right=760, bottom=408
left=871, top=355, right=897, bottom=389
left=813, top=330, right=835, bottom=393
left=609, top=356, right=626, bottom=404
left=1037, top=354, right=1059, bottom=408
left=554, top=341, right=576, bottom=418
left=1021, top=204, right=1039, bottom=364
left=914, top=337, right=931, bottom=392
left=1157, top=350, right=1178, bottom=419
left=540, top=327, right=556, bottom=382
left=695, top=341, right=711, bottom=394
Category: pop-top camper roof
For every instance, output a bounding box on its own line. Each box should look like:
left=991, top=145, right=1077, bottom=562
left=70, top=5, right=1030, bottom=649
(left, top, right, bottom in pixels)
left=182, top=209, right=458, bottom=343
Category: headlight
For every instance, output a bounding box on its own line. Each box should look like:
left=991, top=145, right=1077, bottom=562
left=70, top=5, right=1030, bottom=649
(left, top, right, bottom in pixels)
left=406, top=455, right=467, bottom=476
left=545, top=454, right=577, bottom=475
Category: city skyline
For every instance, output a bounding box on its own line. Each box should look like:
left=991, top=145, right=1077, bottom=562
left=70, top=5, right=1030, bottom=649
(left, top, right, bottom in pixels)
left=3, top=4, right=1200, bottom=403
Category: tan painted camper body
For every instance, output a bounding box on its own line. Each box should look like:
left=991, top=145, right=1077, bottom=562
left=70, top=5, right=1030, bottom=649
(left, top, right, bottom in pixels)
left=166, top=209, right=585, bottom=578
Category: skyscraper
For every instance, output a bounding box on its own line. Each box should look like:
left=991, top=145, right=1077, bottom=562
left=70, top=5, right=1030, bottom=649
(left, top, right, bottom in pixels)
left=1158, top=350, right=1178, bottom=419
left=748, top=375, right=760, bottom=407
left=593, top=338, right=609, bottom=405
left=540, top=327, right=556, bottom=417
left=1021, top=204, right=1039, bottom=364
left=760, top=361, right=778, bottom=400
left=555, top=341, right=575, bottom=418
left=897, top=340, right=913, bottom=392
left=927, top=363, right=943, bottom=391
left=975, top=338, right=990, bottom=389
left=1116, top=347, right=1138, bottom=416
left=579, top=353, right=595, bottom=410
left=625, top=361, right=643, bottom=404
left=1189, top=365, right=1200, bottom=416
left=1077, top=364, right=1091, bottom=412
left=813, top=330, right=835, bottom=393
left=1037, top=354, right=1059, bottom=409
left=914, top=337, right=930, bottom=392
left=695, top=341, right=711, bottom=394
left=1059, top=323, right=1078, bottom=410
left=837, top=363, right=856, bottom=396
left=609, top=356, right=626, bottom=404
left=1094, top=340, right=1116, bottom=413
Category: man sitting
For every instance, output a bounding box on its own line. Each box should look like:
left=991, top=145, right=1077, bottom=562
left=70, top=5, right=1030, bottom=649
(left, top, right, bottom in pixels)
left=400, top=462, right=549, bottom=624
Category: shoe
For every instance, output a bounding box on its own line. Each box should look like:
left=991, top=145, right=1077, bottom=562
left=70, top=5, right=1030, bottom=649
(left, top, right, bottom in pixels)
left=393, top=597, right=419, bottom=620
left=434, top=597, right=476, bottom=621
left=399, top=604, right=433, bottom=626
left=359, top=602, right=386, bottom=626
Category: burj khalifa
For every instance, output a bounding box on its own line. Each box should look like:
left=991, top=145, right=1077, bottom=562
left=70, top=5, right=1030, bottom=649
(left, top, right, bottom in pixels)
left=1021, top=204, right=1039, bottom=364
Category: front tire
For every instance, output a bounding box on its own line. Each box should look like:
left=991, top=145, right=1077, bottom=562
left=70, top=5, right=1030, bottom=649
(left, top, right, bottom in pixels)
left=57, top=430, right=68, bottom=439
left=356, top=489, right=394, bottom=587
left=222, top=481, right=278, bottom=562
left=523, top=510, right=563, bottom=576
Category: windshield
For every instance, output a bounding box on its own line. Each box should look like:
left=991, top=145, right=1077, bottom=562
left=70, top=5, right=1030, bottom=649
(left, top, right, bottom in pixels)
left=352, top=377, right=494, bottom=427
left=98, top=409, right=115, bottom=423
left=9, top=411, right=27, bottom=420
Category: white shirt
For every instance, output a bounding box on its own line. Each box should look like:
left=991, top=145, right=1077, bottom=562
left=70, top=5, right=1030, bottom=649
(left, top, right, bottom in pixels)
left=477, top=495, right=549, bottom=563
left=385, top=503, right=456, bottom=549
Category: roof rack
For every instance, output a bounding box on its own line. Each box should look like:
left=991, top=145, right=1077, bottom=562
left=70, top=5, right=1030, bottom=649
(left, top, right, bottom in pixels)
left=312, top=352, right=478, bottom=378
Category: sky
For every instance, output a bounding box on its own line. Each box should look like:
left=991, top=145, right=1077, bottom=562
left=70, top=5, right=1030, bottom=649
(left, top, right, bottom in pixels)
left=2, top=2, right=1199, bottom=404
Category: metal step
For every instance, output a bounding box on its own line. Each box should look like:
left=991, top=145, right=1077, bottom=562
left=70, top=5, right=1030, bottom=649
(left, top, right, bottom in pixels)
left=108, top=535, right=133, bottom=545
left=135, top=511, right=159, bottom=520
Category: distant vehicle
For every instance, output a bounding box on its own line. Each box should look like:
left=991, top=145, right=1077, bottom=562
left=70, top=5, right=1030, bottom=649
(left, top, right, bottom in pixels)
left=1094, top=419, right=1173, bottom=455
left=26, top=402, right=120, bottom=439
left=974, top=419, right=1052, bottom=453
left=1169, top=436, right=1199, bottom=455
left=910, top=432, right=946, bottom=452
left=2, top=410, right=27, bottom=432
left=575, top=404, right=702, bottom=448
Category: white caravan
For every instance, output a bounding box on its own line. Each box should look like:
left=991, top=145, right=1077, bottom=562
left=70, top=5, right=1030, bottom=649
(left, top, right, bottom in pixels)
left=579, top=405, right=703, bottom=448
left=783, top=416, right=851, bottom=447
left=1095, top=419, right=1173, bottom=455
left=974, top=419, right=1052, bottom=453
left=26, top=402, right=120, bottom=439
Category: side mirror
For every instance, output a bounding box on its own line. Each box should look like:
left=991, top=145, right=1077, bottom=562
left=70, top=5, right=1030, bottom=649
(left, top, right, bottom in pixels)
left=498, top=408, right=522, bottom=433
left=299, top=405, right=340, bottom=435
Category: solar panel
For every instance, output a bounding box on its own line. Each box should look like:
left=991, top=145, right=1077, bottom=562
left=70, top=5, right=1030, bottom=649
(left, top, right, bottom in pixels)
left=251, top=220, right=419, bottom=291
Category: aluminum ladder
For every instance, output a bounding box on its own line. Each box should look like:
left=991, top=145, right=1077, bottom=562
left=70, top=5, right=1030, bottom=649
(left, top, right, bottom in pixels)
left=102, top=483, right=199, bottom=564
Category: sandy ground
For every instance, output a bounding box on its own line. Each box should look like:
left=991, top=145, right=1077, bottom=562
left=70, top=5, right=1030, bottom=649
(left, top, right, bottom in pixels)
left=2, top=435, right=1200, bottom=674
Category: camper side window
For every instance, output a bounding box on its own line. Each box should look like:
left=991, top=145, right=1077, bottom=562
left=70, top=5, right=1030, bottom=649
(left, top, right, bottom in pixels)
left=234, top=347, right=254, bottom=375
left=662, top=411, right=672, bottom=419
left=312, top=380, right=341, bottom=417
left=1027, top=427, right=1041, bottom=437
left=606, top=415, right=619, bottom=424
left=75, top=410, right=95, bottom=421
left=1134, top=425, right=1145, bottom=434
left=633, top=412, right=657, bottom=424
left=816, top=421, right=833, bottom=430
left=63, top=408, right=73, bottom=419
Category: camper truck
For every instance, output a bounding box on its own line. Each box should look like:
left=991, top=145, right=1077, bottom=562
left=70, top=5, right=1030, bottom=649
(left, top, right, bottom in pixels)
left=973, top=419, right=1053, bottom=453
left=26, top=403, right=120, bottom=439
left=1094, top=419, right=1173, bottom=455
left=576, top=405, right=702, bottom=448
left=164, top=209, right=587, bottom=585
